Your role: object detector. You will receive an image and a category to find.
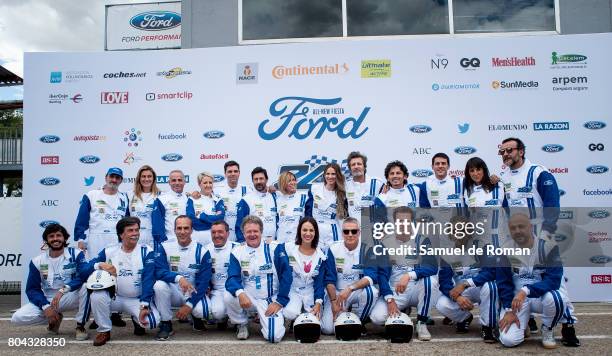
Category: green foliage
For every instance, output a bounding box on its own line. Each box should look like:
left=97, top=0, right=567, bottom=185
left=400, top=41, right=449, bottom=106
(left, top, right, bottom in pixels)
left=0, top=109, right=23, bottom=129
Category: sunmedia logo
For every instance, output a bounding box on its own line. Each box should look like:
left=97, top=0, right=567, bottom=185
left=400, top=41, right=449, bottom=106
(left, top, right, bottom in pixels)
left=361, top=60, right=391, bottom=78
left=236, top=63, right=258, bottom=84
left=272, top=63, right=349, bottom=79
left=492, top=80, right=539, bottom=90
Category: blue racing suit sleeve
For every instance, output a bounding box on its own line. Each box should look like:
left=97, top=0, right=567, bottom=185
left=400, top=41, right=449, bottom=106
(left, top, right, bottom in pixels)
left=74, top=194, right=91, bottom=242
left=77, top=249, right=107, bottom=281
left=472, top=267, right=496, bottom=287
left=313, top=258, right=326, bottom=302
left=304, top=191, right=313, bottom=217
left=225, top=253, right=244, bottom=296
left=151, top=198, right=167, bottom=243
left=66, top=249, right=84, bottom=292
left=153, top=244, right=179, bottom=283
left=139, top=250, right=156, bottom=305
left=525, top=245, right=563, bottom=298
left=437, top=261, right=455, bottom=298
left=495, top=256, right=516, bottom=309
left=234, top=199, right=250, bottom=243
left=415, top=237, right=438, bottom=279
left=419, top=182, right=431, bottom=208
left=377, top=266, right=393, bottom=298
left=536, top=171, right=560, bottom=234
left=25, top=262, right=50, bottom=310
left=273, top=244, right=293, bottom=307
left=324, top=249, right=338, bottom=287
left=187, top=250, right=213, bottom=307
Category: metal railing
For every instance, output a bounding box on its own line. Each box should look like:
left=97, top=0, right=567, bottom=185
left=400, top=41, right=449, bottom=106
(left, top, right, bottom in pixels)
left=0, top=127, right=22, bottom=166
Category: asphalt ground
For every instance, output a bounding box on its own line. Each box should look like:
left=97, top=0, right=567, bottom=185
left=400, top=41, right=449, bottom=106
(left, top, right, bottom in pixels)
left=0, top=295, right=610, bottom=355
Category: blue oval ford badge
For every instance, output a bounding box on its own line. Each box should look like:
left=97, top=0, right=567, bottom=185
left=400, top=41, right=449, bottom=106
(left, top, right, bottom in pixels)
left=161, top=153, right=183, bottom=162
left=203, top=130, right=225, bottom=139
left=130, top=11, right=181, bottom=31
left=583, top=121, right=606, bottom=130
left=588, top=210, right=610, bottom=219
left=411, top=169, right=433, bottom=178
left=40, top=135, right=60, bottom=143
left=213, top=174, right=225, bottom=183
left=542, top=144, right=564, bottom=153
left=39, top=220, right=60, bottom=228
left=454, top=146, right=477, bottom=155
left=40, top=177, right=60, bottom=186
left=79, top=155, right=100, bottom=164
left=409, top=125, right=432, bottom=134
left=586, top=165, right=609, bottom=174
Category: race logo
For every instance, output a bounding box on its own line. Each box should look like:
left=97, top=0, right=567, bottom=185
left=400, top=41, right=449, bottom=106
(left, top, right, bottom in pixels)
left=236, top=63, right=258, bottom=84
left=258, top=97, right=370, bottom=140
left=123, top=128, right=143, bottom=147
left=278, top=155, right=350, bottom=190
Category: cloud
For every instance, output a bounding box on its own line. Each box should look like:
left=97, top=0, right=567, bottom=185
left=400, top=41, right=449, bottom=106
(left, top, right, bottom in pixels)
left=0, top=0, right=159, bottom=77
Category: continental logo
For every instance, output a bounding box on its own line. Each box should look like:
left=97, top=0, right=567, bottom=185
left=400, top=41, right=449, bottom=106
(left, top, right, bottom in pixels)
left=361, top=60, right=391, bottom=78
left=272, top=63, right=349, bottom=79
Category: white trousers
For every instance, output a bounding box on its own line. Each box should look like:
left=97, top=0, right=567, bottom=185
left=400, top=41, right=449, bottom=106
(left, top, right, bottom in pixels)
left=153, top=281, right=208, bottom=321
left=209, top=289, right=228, bottom=321
left=370, top=276, right=439, bottom=325
left=435, top=281, right=498, bottom=327
left=284, top=287, right=316, bottom=321
left=12, top=286, right=90, bottom=326
left=223, top=290, right=285, bottom=343
left=89, top=291, right=160, bottom=333
left=321, top=285, right=378, bottom=335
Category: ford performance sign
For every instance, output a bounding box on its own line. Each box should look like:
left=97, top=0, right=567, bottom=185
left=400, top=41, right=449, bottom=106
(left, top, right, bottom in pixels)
left=130, top=11, right=181, bottom=31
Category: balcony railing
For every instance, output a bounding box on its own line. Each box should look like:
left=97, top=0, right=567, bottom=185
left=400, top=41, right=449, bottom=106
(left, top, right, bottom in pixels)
left=0, top=127, right=22, bottom=167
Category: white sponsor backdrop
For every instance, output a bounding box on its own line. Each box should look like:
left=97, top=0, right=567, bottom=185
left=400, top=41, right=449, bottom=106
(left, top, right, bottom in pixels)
left=0, top=198, right=23, bottom=281
left=24, top=33, right=612, bottom=301
left=105, top=1, right=181, bottom=51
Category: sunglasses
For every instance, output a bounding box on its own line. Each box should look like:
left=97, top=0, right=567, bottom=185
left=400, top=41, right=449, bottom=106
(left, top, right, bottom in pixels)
left=343, top=229, right=359, bottom=235
left=498, top=147, right=518, bottom=155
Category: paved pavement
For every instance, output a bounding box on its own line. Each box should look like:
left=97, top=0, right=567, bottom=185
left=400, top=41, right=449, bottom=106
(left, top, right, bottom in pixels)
left=0, top=295, right=609, bottom=355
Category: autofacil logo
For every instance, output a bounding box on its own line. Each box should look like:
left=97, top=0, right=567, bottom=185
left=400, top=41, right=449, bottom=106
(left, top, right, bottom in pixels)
left=161, top=153, right=183, bottom=162
left=73, top=135, right=107, bottom=142
left=79, top=155, right=100, bottom=164
left=145, top=91, right=193, bottom=101
left=41, top=156, right=59, bottom=165
left=492, top=80, right=539, bottom=90
left=584, top=121, right=606, bottom=130
left=259, top=97, right=370, bottom=140
left=542, top=144, right=564, bottom=153
left=361, top=60, right=391, bottom=78
left=101, top=91, right=128, bottom=104
left=454, top=146, right=477, bottom=155
left=50, top=71, right=62, bottom=83
left=409, top=125, right=432, bottom=134
left=123, top=128, right=143, bottom=147
left=432, top=82, right=479, bottom=91
left=236, top=63, right=258, bottom=84
left=130, top=11, right=181, bottom=31
left=533, top=121, right=569, bottom=131
left=488, top=124, right=529, bottom=131
left=492, top=56, right=536, bottom=67
left=552, top=76, right=588, bottom=92
left=459, top=57, right=480, bottom=70
left=40, top=135, right=60, bottom=143
left=158, top=133, right=186, bottom=140
left=157, top=67, right=191, bottom=79
left=548, top=167, right=568, bottom=174
left=586, top=165, right=609, bottom=174
left=40, top=177, right=60, bottom=186
left=551, top=52, right=587, bottom=68
left=200, top=153, right=229, bottom=160
left=412, top=169, right=433, bottom=178
left=589, top=143, right=605, bottom=151
left=103, top=71, right=146, bottom=79
left=203, top=131, right=225, bottom=139
left=272, top=63, right=349, bottom=80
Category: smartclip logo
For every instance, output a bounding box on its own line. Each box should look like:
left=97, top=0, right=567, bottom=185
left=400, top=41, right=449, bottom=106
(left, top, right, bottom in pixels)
left=101, top=92, right=128, bottom=104
left=237, top=63, right=258, bottom=84
left=146, top=91, right=193, bottom=101
left=533, top=122, right=569, bottom=131
left=432, top=83, right=479, bottom=91
left=492, top=56, right=536, bottom=67
left=492, top=80, right=539, bottom=90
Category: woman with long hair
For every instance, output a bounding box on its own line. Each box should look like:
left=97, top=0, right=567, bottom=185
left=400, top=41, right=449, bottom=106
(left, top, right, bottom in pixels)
left=186, top=172, right=226, bottom=246
left=129, top=165, right=161, bottom=247
left=306, top=163, right=348, bottom=250
left=283, top=217, right=327, bottom=324
left=276, top=172, right=311, bottom=243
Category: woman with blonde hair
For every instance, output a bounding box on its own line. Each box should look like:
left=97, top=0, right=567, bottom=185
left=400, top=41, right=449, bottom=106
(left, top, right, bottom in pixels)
left=128, top=165, right=161, bottom=247
left=276, top=171, right=311, bottom=243
left=187, top=171, right=226, bottom=246
left=306, top=163, right=348, bottom=250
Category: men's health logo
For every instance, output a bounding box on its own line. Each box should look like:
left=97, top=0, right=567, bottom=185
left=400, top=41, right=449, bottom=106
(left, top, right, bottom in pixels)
left=84, top=176, right=95, bottom=186
left=584, top=121, right=606, bottom=130
left=258, top=97, right=369, bottom=140
left=542, top=144, right=564, bottom=153
left=130, top=11, right=181, bottom=31
left=39, top=135, right=60, bottom=143
left=458, top=123, right=470, bottom=134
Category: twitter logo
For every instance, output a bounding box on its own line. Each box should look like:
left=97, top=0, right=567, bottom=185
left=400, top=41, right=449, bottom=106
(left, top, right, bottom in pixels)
left=458, top=123, right=470, bottom=134
left=84, top=176, right=95, bottom=186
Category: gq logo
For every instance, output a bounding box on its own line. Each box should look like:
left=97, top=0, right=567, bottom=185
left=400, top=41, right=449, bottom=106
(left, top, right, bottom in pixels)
left=589, top=143, right=604, bottom=151
left=460, top=58, right=480, bottom=68
left=258, top=97, right=370, bottom=140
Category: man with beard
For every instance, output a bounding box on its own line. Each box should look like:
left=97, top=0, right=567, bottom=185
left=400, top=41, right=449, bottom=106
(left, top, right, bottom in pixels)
left=12, top=223, right=89, bottom=340
left=235, top=167, right=278, bottom=242
left=345, top=151, right=384, bottom=225
left=152, top=170, right=190, bottom=243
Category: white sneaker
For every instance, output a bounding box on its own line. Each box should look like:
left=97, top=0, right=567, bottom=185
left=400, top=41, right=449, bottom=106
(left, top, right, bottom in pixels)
left=237, top=323, right=249, bottom=340
left=541, top=326, right=557, bottom=349
left=416, top=321, right=431, bottom=341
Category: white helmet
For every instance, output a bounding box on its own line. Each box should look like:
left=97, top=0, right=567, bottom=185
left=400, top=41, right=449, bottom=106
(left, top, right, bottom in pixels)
left=385, top=313, right=413, bottom=343
left=293, top=313, right=321, bottom=343
left=334, top=312, right=362, bottom=341
left=86, top=270, right=116, bottom=298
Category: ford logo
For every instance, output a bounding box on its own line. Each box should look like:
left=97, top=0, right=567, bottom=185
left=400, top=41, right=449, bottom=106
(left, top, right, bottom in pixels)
left=411, top=169, right=433, bottom=178
left=39, top=135, right=60, bottom=143
left=39, top=220, right=60, bottom=228
left=40, top=177, right=60, bottom=186
left=130, top=11, right=181, bottom=31
left=213, top=174, right=225, bottom=183
left=203, top=130, right=225, bottom=139
left=584, top=121, right=606, bottom=130
left=586, top=165, right=609, bottom=174
left=590, top=255, right=612, bottom=264
left=79, top=155, right=100, bottom=164
left=542, top=144, right=564, bottom=153
left=161, top=153, right=183, bottom=162
left=588, top=210, right=610, bottom=219
left=409, top=125, right=432, bottom=134
left=454, top=146, right=477, bottom=155
left=559, top=189, right=566, bottom=196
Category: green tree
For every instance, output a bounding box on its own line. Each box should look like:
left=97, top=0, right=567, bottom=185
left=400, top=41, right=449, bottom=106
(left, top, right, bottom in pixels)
left=0, top=109, right=23, bottom=129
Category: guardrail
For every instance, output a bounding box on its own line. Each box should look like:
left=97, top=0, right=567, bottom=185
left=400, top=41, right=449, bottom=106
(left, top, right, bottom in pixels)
left=0, top=128, right=22, bottom=166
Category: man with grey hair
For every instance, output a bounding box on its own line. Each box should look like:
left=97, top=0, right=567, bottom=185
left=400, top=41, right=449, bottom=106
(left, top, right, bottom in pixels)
left=152, top=170, right=189, bottom=243
left=345, top=151, right=384, bottom=225
left=224, top=215, right=292, bottom=342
